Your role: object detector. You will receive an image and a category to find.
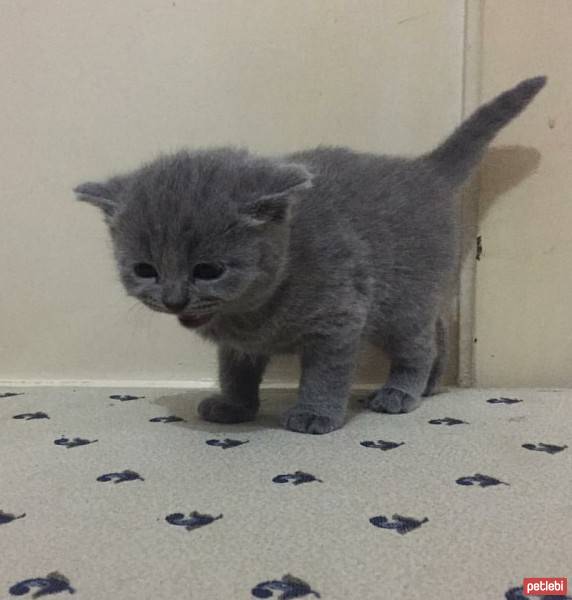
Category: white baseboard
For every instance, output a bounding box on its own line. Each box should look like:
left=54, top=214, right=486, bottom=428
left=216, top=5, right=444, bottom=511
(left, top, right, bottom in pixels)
left=0, top=379, right=213, bottom=389
left=0, top=378, right=286, bottom=389
left=0, top=379, right=382, bottom=391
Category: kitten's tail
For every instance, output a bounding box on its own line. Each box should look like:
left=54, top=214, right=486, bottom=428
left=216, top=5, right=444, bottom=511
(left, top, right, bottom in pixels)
left=425, top=76, right=547, bottom=187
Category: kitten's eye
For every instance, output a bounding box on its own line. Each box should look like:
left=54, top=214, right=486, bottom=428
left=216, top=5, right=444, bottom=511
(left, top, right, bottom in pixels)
left=193, top=262, right=225, bottom=281
left=134, top=262, right=158, bottom=279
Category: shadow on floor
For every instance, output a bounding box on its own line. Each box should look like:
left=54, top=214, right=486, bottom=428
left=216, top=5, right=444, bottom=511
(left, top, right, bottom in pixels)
left=152, top=388, right=369, bottom=433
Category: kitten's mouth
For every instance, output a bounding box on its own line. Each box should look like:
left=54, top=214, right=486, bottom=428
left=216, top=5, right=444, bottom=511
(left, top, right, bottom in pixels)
left=177, top=313, right=214, bottom=329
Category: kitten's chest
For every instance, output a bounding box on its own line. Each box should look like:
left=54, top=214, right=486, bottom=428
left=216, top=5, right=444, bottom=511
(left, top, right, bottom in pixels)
left=199, top=312, right=300, bottom=355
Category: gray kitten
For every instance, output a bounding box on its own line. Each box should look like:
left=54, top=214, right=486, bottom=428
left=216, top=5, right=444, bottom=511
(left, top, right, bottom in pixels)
left=75, top=76, right=546, bottom=434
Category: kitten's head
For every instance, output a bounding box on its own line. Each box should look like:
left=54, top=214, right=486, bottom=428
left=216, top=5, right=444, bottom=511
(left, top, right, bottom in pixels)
left=74, top=148, right=312, bottom=328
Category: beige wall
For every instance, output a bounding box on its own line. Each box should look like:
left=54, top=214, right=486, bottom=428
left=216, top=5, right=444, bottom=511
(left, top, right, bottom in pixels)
left=4, top=2, right=569, bottom=388
left=9, top=1, right=569, bottom=388
left=475, top=0, right=572, bottom=386
left=1, top=0, right=465, bottom=385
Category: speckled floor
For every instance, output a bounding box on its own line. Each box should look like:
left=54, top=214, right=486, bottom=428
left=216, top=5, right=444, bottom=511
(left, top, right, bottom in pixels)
left=1, top=387, right=570, bottom=600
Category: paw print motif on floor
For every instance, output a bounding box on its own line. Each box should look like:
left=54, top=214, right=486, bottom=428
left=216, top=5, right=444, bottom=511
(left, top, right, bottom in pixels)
left=1, top=388, right=570, bottom=596
left=165, top=511, right=223, bottom=532
left=360, top=440, right=404, bottom=451
left=428, top=417, right=467, bottom=425
left=13, top=412, right=49, bottom=420
left=149, top=416, right=185, bottom=423
left=54, top=437, right=98, bottom=449
left=97, top=470, right=144, bottom=484
left=522, top=442, right=568, bottom=454
left=487, top=397, right=522, bottom=404
left=251, top=574, right=321, bottom=599
left=0, top=510, right=26, bottom=525
left=369, top=514, right=429, bottom=535
left=206, top=438, right=249, bottom=449
left=9, top=572, right=75, bottom=597
left=272, top=472, right=322, bottom=485
left=456, top=474, right=508, bottom=487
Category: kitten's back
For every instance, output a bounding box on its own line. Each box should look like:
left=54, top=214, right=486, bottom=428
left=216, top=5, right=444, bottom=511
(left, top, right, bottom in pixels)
left=285, top=76, right=547, bottom=306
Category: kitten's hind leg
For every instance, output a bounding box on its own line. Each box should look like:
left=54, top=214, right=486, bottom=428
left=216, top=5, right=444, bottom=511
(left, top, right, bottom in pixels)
left=423, top=317, right=448, bottom=397
left=368, top=322, right=437, bottom=414
left=198, top=347, right=268, bottom=424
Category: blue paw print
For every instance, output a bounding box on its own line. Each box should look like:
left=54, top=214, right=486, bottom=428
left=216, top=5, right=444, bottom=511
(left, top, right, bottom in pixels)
left=272, top=472, right=322, bottom=486
left=13, top=412, right=49, bottom=420
left=252, top=574, right=320, bottom=599
left=206, top=438, right=249, bottom=449
left=109, top=394, right=144, bottom=401
left=0, top=510, right=26, bottom=525
left=9, top=572, right=75, bottom=597
left=54, top=437, right=98, bottom=449
left=97, top=470, right=144, bottom=484
left=149, top=416, right=185, bottom=423
left=522, top=442, right=567, bottom=454
left=456, top=474, right=508, bottom=487
left=369, top=514, right=429, bottom=535
left=360, top=440, right=404, bottom=451
left=428, top=417, right=467, bottom=425
left=165, top=511, right=223, bottom=531
left=487, top=397, right=522, bottom=404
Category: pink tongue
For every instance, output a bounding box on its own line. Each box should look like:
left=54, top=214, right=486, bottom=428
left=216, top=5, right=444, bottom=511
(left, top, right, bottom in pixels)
left=178, top=314, right=213, bottom=329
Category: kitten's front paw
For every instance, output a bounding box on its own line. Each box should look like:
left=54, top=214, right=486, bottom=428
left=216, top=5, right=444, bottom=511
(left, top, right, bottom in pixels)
left=281, top=407, right=344, bottom=435
left=198, top=395, right=257, bottom=424
left=367, top=387, right=421, bottom=414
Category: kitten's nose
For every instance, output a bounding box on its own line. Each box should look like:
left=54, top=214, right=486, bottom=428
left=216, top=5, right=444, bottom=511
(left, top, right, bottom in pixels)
left=163, top=298, right=188, bottom=313
left=162, top=289, right=189, bottom=313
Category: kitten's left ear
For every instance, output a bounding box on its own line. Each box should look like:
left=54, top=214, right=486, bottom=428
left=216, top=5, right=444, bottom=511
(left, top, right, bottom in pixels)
left=73, top=177, right=125, bottom=217
left=242, top=163, right=313, bottom=226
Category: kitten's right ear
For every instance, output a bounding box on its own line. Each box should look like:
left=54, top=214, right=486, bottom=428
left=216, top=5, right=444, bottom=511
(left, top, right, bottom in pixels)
left=73, top=179, right=123, bottom=217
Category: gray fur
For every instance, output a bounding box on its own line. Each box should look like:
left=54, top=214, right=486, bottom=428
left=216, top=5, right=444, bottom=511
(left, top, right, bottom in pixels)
left=74, top=76, right=546, bottom=434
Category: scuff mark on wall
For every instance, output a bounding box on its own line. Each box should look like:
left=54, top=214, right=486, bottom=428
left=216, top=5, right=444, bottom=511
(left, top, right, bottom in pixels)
left=476, top=236, right=483, bottom=261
